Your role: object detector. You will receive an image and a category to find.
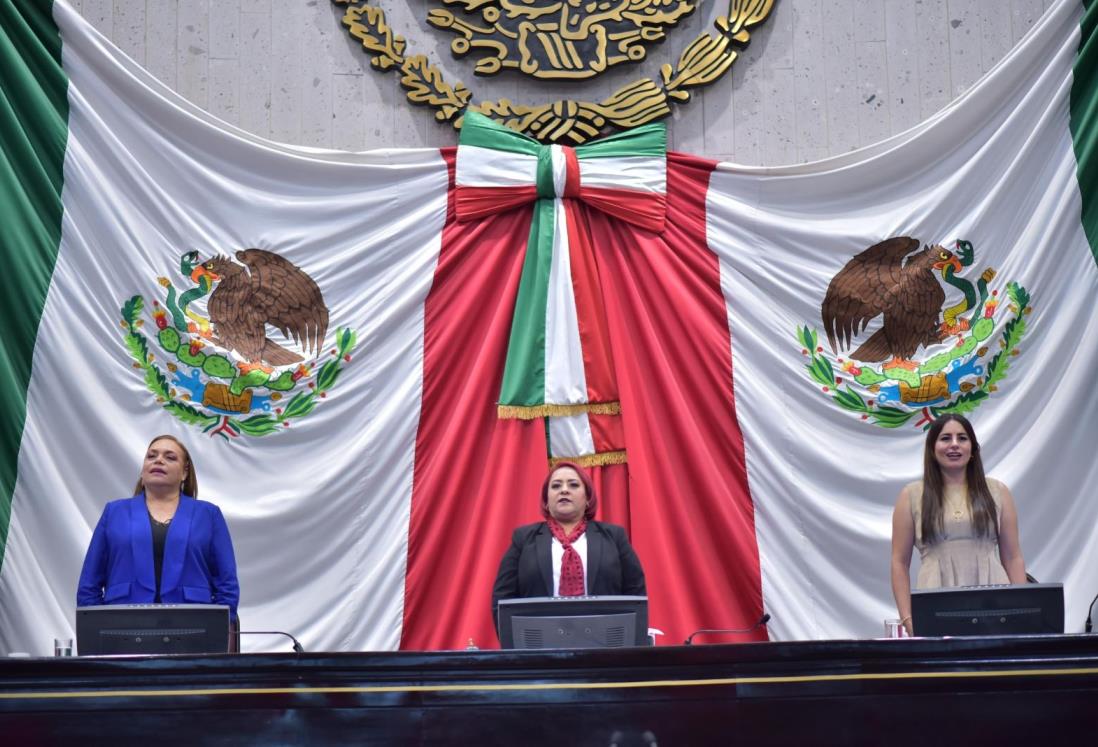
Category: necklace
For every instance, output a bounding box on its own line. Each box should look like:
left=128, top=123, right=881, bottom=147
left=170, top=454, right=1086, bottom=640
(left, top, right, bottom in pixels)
left=147, top=502, right=176, bottom=525
left=146, top=494, right=179, bottom=525
left=943, top=486, right=968, bottom=519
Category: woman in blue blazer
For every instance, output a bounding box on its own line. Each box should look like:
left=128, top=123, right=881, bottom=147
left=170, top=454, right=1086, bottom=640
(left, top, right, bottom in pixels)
left=77, top=435, right=239, bottom=621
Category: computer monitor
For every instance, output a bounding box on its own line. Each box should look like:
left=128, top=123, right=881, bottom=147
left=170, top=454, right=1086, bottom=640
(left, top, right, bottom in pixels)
left=497, top=596, right=649, bottom=649
left=911, top=583, right=1064, bottom=636
left=76, top=604, right=230, bottom=655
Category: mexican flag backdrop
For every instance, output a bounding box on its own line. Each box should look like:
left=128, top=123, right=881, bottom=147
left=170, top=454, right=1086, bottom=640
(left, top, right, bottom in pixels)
left=1, top=0, right=1096, bottom=653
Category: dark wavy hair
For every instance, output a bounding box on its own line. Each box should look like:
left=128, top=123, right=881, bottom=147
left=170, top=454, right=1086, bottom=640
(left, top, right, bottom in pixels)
left=920, top=415, right=995, bottom=543
left=133, top=434, right=198, bottom=498
left=540, top=461, right=597, bottom=521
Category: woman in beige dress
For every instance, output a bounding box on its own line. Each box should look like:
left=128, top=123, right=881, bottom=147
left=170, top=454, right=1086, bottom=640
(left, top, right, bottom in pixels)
left=891, top=414, right=1026, bottom=635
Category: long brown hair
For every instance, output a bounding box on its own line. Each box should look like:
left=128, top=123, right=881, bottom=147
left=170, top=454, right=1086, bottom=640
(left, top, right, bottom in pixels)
left=133, top=434, right=198, bottom=498
left=920, top=415, right=995, bottom=543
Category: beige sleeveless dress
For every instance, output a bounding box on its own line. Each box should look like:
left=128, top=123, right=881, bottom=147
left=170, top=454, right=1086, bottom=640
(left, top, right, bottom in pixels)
left=908, top=478, right=1010, bottom=588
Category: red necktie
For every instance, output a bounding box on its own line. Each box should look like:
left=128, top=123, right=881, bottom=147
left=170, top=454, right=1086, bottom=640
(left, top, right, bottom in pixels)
left=548, top=519, right=588, bottom=596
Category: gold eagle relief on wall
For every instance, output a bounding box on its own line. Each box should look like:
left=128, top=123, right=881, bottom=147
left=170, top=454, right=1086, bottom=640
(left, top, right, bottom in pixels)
left=427, top=0, right=697, bottom=80
left=331, top=0, right=775, bottom=144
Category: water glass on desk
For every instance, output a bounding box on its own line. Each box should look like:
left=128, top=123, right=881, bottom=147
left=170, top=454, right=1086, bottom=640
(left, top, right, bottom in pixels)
left=53, top=637, right=73, bottom=656
left=883, top=619, right=908, bottom=638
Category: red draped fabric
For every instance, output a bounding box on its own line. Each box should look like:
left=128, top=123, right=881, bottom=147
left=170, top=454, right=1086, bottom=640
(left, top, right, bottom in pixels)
left=587, top=153, right=765, bottom=645
left=400, top=150, right=765, bottom=649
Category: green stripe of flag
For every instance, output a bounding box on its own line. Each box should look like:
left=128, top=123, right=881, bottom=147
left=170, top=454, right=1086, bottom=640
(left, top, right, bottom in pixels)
left=574, top=121, right=666, bottom=160
left=460, top=110, right=665, bottom=161
left=499, top=200, right=556, bottom=406
left=535, top=147, right=555, bottom=199
left=1072, top=0, right=1098, bottom=265
left=459, top=111, right=542, bottom=156
left=0, top=0, right=69, bottom=570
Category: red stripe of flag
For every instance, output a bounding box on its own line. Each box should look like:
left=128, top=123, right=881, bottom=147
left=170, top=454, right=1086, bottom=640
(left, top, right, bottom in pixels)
left=562, top=199, right=618, bottom=404
left=579, top=184, right=665, bottom=232
left=563, top=146, right=581, bottom=198
left=588, top=412, right=625, bottom=454
left=401, top=150, right=764, bottom=650
left=455, top=185, right=539, bottom=222
left=584, top=152, right=765, bottom=645
left=401, top=151, right=548, bottom=650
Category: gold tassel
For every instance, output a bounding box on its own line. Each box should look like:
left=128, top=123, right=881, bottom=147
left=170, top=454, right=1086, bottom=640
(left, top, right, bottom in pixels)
left=549, top=450, right=628, bottom=468
left=497, top=401, right=622, bottom=420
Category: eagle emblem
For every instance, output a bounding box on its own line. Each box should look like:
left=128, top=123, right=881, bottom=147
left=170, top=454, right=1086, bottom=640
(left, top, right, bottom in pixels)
left=425, top=0, right=697, bottom=80
left=331, top=0, right=775, bottom=143
left=120, top=248, right=356, bottom=440
left=203, top=249, right=329, bottom=373
left=798, top=237, right=1033, bottom=429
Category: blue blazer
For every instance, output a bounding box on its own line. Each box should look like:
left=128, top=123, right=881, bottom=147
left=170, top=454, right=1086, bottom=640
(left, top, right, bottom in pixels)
left=77, top=494, right=239, bottom=619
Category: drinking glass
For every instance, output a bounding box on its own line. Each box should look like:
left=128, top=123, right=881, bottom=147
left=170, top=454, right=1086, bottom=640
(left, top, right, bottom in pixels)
left=883, top=619, right=907, bottom=638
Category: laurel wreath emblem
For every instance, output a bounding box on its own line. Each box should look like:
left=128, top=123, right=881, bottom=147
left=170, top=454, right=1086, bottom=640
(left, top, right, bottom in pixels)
left=331, top=0, right=774, bottom=144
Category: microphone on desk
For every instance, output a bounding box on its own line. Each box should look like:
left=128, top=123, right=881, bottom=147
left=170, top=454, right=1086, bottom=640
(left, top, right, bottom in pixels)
left=1085, top=590, right=1098, bottom=633
left=239, top=630, right=305, bottom=653
left=684, top=613, right=771, bottom=645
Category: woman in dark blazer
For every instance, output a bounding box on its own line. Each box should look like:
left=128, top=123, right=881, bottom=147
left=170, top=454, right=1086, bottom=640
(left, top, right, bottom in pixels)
left=77, top=435, right=239, bottom=621
left=491, top=461, right=646, bottom=631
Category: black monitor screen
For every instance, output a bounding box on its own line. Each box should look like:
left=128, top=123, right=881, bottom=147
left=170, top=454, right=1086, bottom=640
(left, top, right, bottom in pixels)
left=76, top=604, right=230, bottom=655
left=497, top=596, right=649, bottom=649
left=911, top=583, right=1064, bottom=636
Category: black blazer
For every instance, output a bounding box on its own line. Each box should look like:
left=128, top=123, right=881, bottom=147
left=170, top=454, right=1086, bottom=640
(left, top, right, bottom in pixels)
left=491, top=520, right=646, bottom=630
